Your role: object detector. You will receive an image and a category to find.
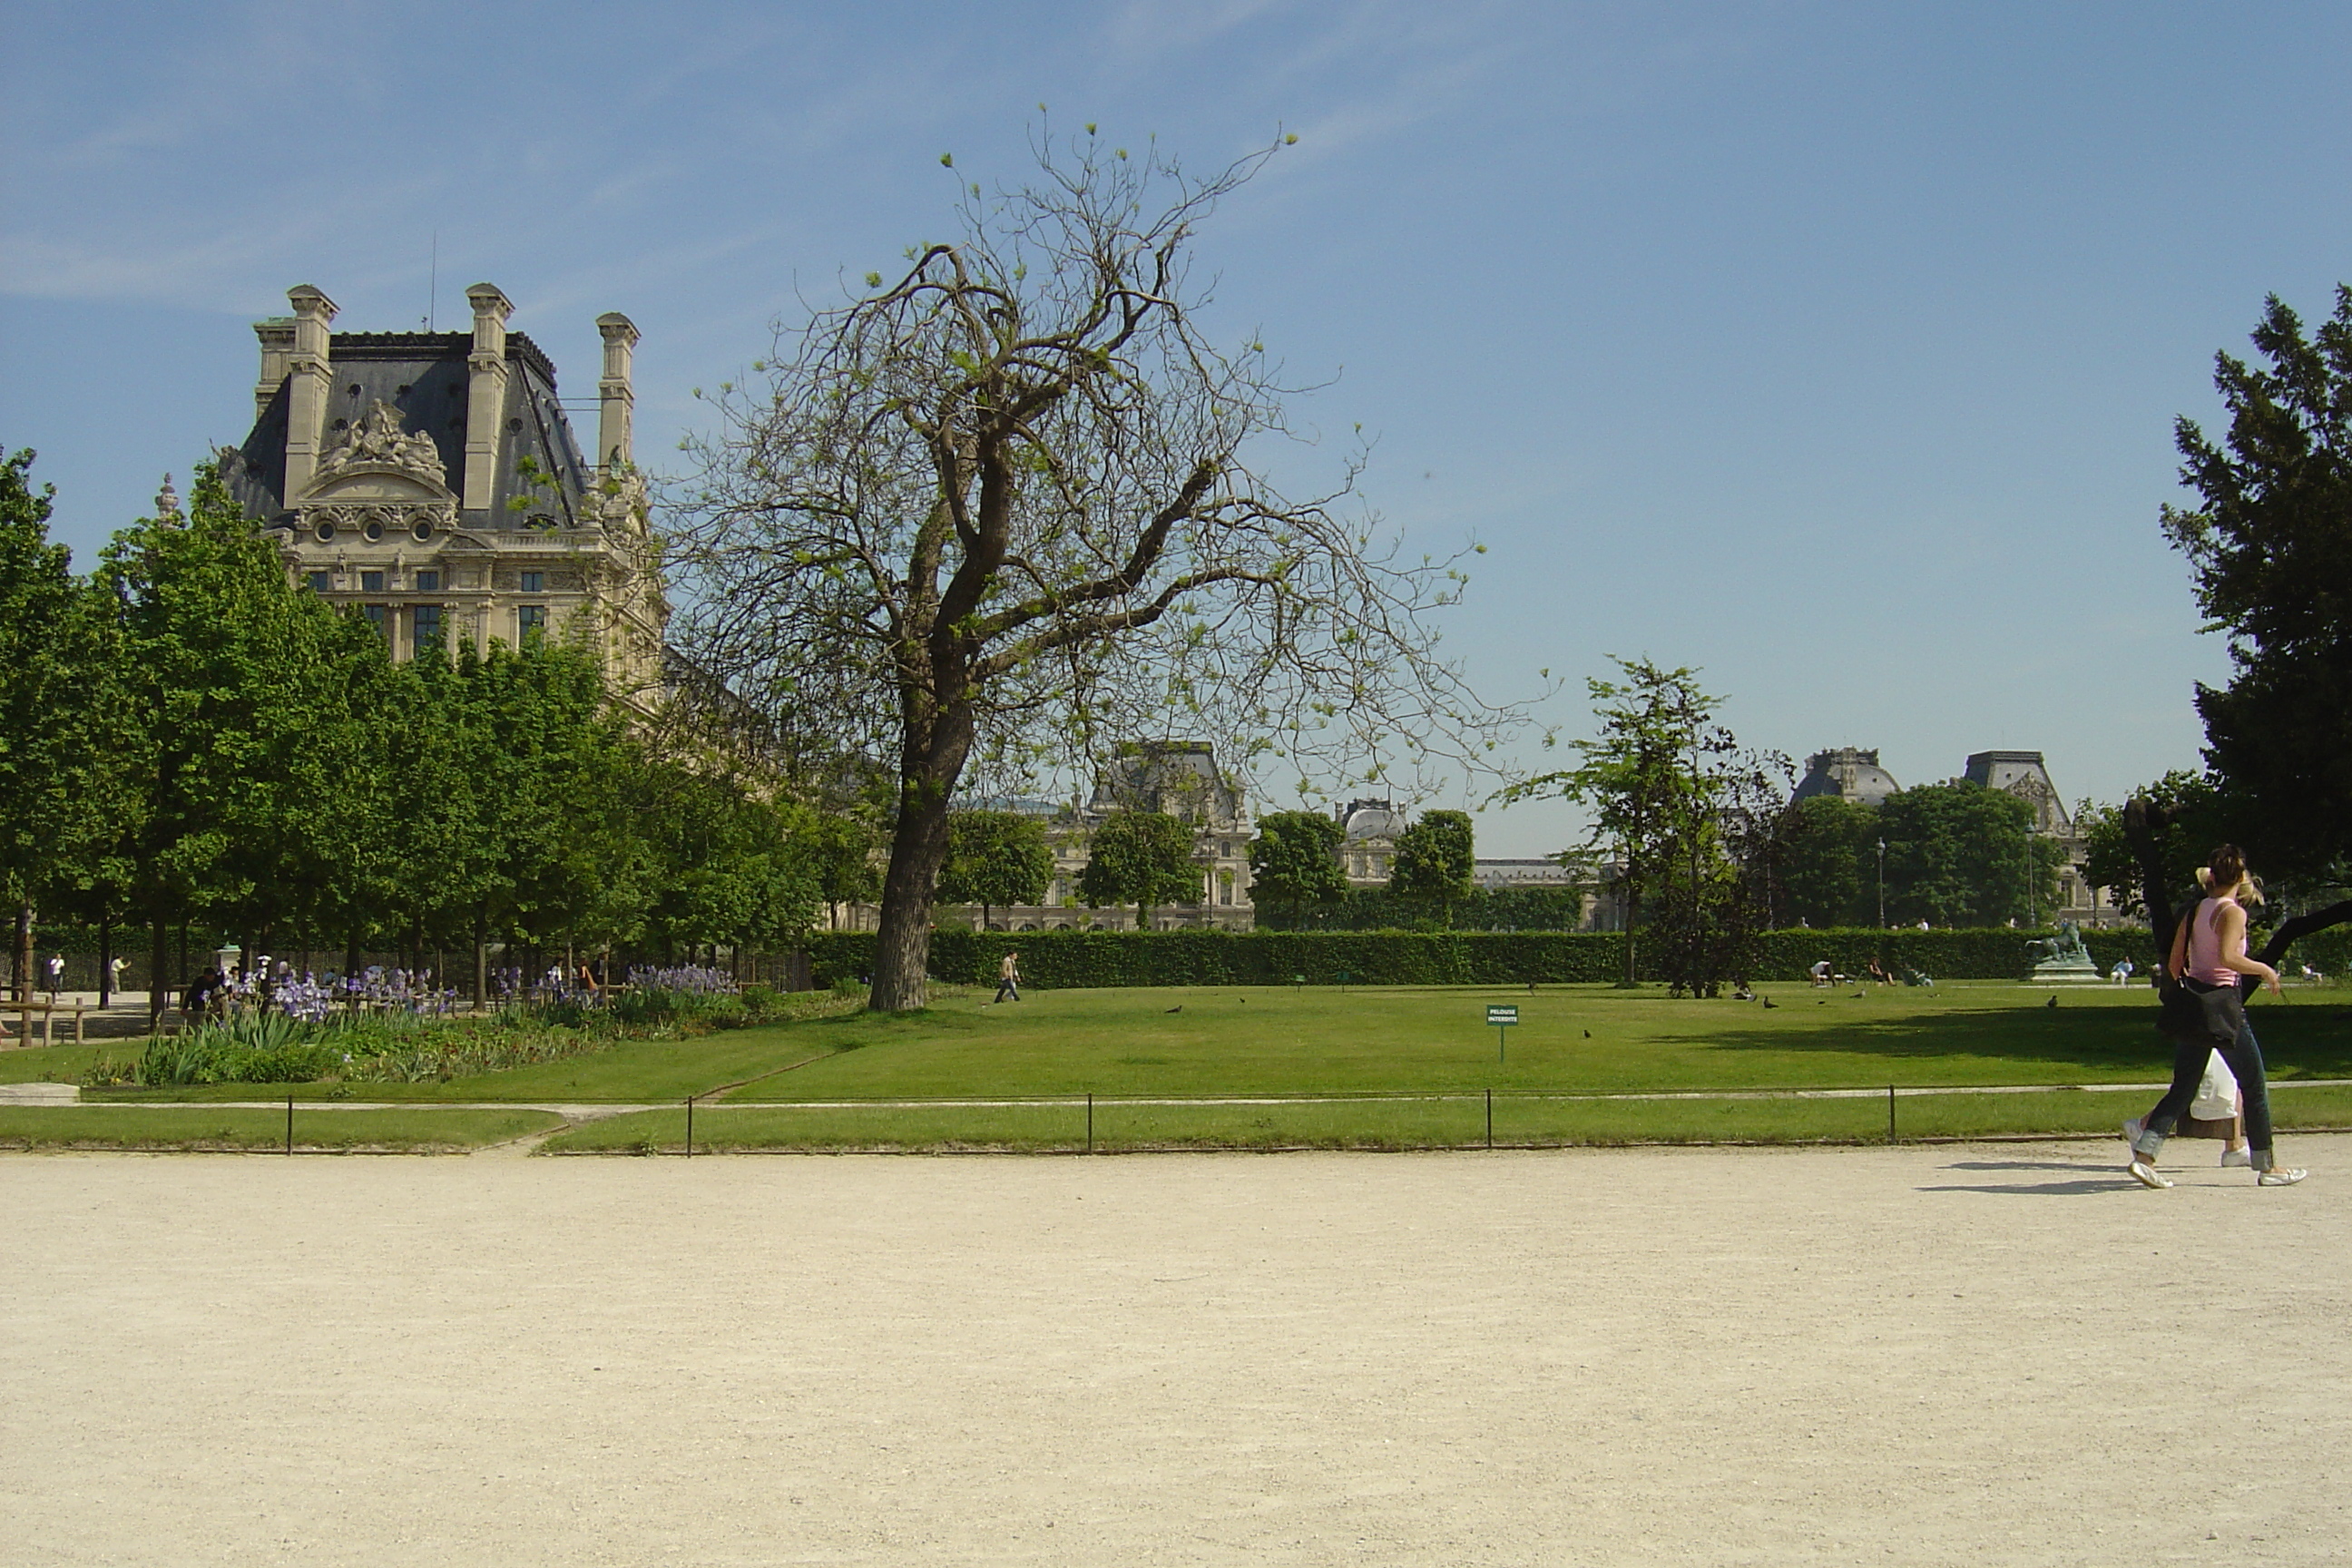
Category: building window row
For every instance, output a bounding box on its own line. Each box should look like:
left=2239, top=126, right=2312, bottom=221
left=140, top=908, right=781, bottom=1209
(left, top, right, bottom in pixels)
left=303, top=568, right=444, bottom=593
left=344, top=603, right=538, bottom=651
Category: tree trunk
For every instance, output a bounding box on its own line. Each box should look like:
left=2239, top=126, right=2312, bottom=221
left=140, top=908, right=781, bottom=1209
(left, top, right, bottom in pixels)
left=872, top=805, right=950, bottom=1011
left=149, top=915, right=170, bottom=1034
left=473, top=922, right=488, bottom=1013
left=11, top=902, right=29, bottom=1004
left=98, top=917, right=113, bottom=1009
left=870, top=700, right=974, bottom=1013
left=1620, top=887, right=1641, bottom=988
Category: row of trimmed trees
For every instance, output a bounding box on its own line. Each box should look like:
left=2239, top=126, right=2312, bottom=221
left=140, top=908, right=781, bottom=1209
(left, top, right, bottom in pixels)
left=0, top=455, right=879, bottom=1024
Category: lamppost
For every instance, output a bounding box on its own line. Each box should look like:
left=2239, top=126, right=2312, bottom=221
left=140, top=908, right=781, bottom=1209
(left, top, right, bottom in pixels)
left=1876, top=838, right=1886, bottom=929
left=2026, top=824, right=2038, bottom=929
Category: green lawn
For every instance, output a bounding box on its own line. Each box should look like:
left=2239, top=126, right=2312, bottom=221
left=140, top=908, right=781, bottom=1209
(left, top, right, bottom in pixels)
left=0, top=1106, right=564, bottom=1152
left=720, top=981, right=2352, bottom=1101
left=14, top=980, right=2349, bottom=1151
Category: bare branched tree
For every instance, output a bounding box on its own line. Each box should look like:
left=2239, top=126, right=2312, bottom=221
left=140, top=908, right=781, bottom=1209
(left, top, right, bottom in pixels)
left=674, top=130, right=1525, bottom=1010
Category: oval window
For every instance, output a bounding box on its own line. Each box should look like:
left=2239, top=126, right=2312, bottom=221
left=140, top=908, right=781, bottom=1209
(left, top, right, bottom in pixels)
left=412, top=520, right=435, bottom=543
left=315, top=522, right=337, bottom=543
left=363, top=521, right=384, bottom=543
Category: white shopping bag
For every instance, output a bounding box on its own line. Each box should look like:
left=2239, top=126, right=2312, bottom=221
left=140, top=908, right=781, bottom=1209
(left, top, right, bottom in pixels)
left=2190, top=1050, right=2240, bottom=1122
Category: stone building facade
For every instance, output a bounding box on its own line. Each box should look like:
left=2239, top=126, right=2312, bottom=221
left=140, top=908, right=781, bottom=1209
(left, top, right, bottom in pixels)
left=843, top=743, right=1259, bottom=934
left=223, top=283, right=665, bottom=706
left=1795, top=745, right=2121, bottom=926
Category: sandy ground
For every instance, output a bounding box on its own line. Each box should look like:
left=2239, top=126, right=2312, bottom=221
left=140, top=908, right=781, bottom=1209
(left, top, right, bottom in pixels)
left=2, top=1142, right=2347, bottom=1567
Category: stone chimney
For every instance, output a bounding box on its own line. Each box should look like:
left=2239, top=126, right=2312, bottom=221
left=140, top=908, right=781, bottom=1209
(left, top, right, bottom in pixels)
left=252, top=318, right=296, bottom=421
left=462, top=283, right=514, bottom=513
left=279, top=285, right=338, bottom=499
left=595, top=312, right=640, bottom=473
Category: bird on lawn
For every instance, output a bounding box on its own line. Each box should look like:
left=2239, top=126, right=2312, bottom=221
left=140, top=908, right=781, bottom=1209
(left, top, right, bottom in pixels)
left=1165, top=1004, right=1182, bottom=1014
left=1583, top=1029, right=1592, bottom=1039
left=1762, top=997, right=1779, bottom=1009
left=1851, top=991, right=1864, bottom=999
left=2046, top=995, right=2059, bottom=1009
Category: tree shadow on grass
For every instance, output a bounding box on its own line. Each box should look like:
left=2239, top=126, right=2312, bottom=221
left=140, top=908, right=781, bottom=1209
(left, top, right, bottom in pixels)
left=1701, top=1004, right=2352, bottom=1079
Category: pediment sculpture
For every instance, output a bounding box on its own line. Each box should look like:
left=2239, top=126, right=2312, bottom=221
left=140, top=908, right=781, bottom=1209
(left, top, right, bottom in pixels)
left=309, top=399, right=450, bottom=494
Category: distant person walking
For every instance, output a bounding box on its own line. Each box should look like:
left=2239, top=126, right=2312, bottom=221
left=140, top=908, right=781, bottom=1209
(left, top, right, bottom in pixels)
left=44, top=953, right=64, bottom=1002
left=995, top=950, right=1022, bottom=1004
left=2124, top=845, right=2306, bottom=1189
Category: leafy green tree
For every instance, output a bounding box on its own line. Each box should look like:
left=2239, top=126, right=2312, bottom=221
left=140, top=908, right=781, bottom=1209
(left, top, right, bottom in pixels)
left=1877, top=782, right=2063, bottom=928
left=679, top=133, right=1520, bottom=1010
left=1076, top=810, right=1199, bottom=927
left=1391, top=809, right=1476, bottom=926
left=1245, top=810, right=1349, bottom=927
left=2076, top=775, right=2221, bottom=922
left=370, top=641, right=493, bottom=973
left=1779, top=795, right=1879, bottom=927
left=1503, top=659, right=1724, bottom=987
left=937, top=810, right=1054, bottom=930
left=482, top=636, right=653, bottom=969
left=0, top=451, right=111, bottom=1000
left=801, top=811, right=882, bottom=930
left=2163, top=286, right=2352, bottom=884
left=96, top=463, right=375, bottom=1024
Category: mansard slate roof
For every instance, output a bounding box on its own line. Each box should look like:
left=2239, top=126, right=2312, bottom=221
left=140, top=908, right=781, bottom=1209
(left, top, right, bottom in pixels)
left=1088, top=741, right=1245, bottom=822
left=224, top=329, right=593, bottom=528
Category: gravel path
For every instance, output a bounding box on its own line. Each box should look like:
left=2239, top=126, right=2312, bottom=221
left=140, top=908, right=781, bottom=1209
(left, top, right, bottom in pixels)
left=2, top=1142, right=2345, bottom=1565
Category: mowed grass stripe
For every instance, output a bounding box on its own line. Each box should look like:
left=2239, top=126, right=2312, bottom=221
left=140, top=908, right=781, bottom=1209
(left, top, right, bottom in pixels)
left=540, top=1085, right=2352, bottom=1154
left=0, top=1106, right=566, bottom=1152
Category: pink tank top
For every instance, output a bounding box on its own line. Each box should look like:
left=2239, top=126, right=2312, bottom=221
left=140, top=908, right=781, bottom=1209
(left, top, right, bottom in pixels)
left=2187, top=897, right=2239, bottom=986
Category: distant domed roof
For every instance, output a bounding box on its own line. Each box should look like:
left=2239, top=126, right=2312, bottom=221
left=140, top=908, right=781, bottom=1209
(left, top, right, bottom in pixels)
left=1336, top=799, right=1406, bottom=841
left=1792, top=748, right=1900, bottom=808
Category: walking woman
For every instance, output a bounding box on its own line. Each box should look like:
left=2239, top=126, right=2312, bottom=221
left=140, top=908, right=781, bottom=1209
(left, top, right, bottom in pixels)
left=2124, top=845, right=2307, bottom=1189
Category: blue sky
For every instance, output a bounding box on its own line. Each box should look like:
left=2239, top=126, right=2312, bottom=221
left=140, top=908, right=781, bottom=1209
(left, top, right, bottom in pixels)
left=5, top=1, right=2348, bottom=856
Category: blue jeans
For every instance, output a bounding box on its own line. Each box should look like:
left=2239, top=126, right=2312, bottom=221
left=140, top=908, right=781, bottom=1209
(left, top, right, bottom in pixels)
left=2134, top=986, right=2275, bottom=1170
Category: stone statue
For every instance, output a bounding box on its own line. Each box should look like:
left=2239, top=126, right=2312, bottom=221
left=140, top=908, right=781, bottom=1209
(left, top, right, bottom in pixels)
left=2028, top=919, right=2099, bottom=979
left=313, top=399, right=446, bottom=487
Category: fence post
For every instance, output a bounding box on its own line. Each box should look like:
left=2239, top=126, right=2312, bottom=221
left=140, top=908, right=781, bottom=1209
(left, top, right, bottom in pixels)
left=286, top=1093, right=294, bottom=1156
left=1086, top=1092, right=1093, bottom=1154
left=1887, top=1083, right=1896, bottom=1144
left=685, top=1094, right=695, bottom=1158
left=1486, top=1088, right=1494, bottom=1150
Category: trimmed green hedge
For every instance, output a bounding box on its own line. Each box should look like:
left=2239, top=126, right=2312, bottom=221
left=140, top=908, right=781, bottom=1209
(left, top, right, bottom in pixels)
left=801, top=926, right=2163, bottom=989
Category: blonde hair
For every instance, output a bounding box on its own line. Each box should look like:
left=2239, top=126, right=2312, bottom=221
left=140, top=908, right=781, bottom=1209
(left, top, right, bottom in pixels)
left=2195, top=844, right=2263, bottom=906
